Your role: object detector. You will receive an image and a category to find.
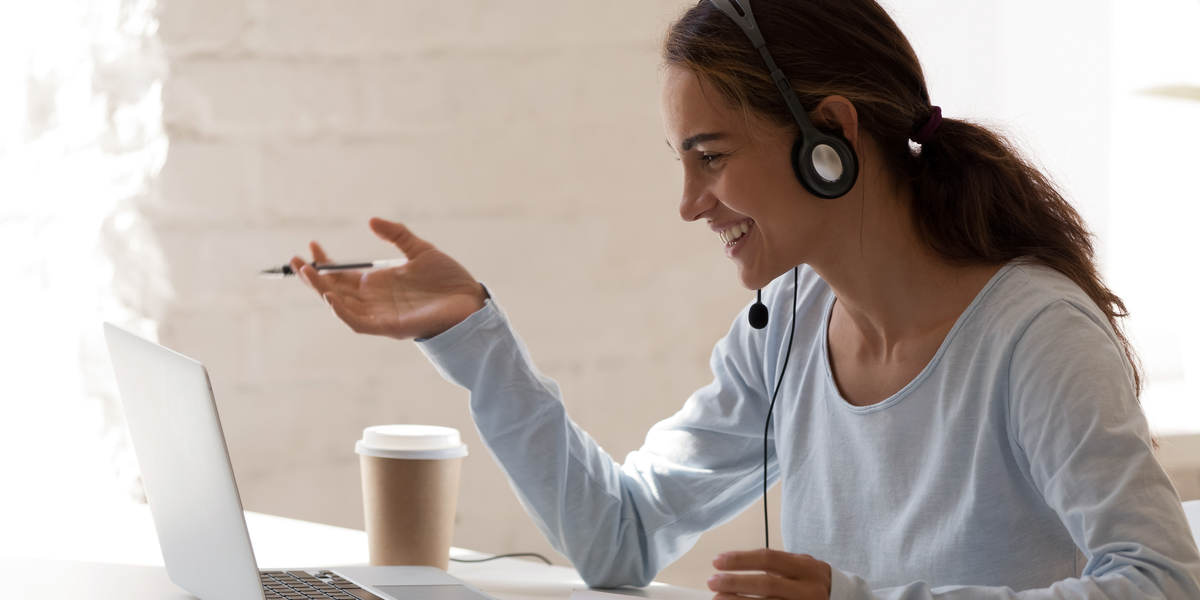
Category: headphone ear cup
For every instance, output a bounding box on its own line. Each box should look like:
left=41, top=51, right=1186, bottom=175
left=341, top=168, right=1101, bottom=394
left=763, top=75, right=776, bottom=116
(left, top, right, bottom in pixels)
left=790, top=131, right=859, bottom=199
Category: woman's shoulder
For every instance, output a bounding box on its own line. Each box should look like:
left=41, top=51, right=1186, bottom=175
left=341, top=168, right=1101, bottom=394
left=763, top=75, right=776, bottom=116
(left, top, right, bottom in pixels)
left=958, top=261, right=1138, bottom=429
left=961, top=261, right=1130, bottom=388
left=974, top=259, right=1113, bottom=336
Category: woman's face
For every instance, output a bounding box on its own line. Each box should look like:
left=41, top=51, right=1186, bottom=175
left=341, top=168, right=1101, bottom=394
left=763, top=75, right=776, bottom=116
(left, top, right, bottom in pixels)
left=661, top=66, right=845, bottom=290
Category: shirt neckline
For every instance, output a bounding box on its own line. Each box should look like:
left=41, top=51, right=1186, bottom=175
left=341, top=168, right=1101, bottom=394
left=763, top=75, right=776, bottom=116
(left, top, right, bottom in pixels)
left=818, top=262, right=1016, bottom=414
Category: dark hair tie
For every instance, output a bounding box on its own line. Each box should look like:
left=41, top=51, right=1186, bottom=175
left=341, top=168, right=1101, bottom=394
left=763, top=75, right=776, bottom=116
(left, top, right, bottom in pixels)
left=912, top=105, right=942, bottom=144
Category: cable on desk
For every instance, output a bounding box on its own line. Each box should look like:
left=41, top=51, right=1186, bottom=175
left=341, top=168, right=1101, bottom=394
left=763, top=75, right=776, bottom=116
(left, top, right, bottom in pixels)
left=450, top=553, right=553, bottom=565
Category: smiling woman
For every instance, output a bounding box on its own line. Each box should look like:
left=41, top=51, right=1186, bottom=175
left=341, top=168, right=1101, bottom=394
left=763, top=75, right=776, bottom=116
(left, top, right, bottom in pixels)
left=287, top=0, right=1200, bottom=598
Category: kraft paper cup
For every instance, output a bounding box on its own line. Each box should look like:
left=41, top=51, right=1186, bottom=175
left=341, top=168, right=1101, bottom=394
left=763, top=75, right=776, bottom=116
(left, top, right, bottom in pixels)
left=356, top=425, right=468, bottom=569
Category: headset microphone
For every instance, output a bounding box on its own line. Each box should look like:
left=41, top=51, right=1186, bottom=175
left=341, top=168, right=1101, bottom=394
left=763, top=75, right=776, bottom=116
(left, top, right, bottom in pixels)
left=748, top=290, right=769, bottom=329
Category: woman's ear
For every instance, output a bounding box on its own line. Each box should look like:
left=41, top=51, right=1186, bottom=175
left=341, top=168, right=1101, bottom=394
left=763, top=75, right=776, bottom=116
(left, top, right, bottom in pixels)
left=811, top=95, right=859, bottom=150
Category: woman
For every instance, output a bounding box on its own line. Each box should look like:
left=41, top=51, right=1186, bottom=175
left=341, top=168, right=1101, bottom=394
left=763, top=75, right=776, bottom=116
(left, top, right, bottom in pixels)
left=291, top=0, right=1200, bottom=598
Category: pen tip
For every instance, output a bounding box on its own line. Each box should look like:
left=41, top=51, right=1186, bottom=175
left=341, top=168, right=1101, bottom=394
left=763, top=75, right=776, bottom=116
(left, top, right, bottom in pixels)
left=258, top=264, right=294, bottom=278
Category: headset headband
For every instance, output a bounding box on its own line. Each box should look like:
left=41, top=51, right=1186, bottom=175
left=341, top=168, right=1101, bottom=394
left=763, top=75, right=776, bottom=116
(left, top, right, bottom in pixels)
left=705, top=0, right=821, bottom=142
left=704, top=0, right=858, bottom=199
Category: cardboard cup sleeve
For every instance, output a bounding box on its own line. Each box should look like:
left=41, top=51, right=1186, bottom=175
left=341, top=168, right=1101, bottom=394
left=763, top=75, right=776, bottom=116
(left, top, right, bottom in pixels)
left=356, top=425, right=468, bottom=570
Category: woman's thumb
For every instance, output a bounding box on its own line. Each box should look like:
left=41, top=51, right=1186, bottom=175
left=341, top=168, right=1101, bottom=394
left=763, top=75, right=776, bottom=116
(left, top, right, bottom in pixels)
left=369, top=217, right=433, bottom=258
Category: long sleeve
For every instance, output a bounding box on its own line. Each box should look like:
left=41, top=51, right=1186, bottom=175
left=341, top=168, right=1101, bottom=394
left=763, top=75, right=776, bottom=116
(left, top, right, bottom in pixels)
left=825, top=300, right=1200, bottom=599
left=418, top=296, right=781, bottom=588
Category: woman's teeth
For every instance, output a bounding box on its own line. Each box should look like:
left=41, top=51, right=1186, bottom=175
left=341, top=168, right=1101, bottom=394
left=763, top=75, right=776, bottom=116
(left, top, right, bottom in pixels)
left=719, top=221, right=751, bottom=246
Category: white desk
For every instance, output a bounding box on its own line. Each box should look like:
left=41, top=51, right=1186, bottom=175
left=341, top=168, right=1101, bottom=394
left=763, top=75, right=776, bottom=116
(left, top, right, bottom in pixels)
left=0, top=503, right=710, bottom=600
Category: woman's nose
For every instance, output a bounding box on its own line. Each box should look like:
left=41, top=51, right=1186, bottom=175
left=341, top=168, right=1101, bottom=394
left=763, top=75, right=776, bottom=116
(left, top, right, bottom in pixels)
left=678, top=173, right=714, bottom=222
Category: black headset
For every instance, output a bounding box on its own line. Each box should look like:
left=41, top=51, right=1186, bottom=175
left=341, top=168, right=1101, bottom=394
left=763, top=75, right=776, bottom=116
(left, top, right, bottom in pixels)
left=705, top=0, right=839, bottom=550
left=706, top=0, right=859, bottom=200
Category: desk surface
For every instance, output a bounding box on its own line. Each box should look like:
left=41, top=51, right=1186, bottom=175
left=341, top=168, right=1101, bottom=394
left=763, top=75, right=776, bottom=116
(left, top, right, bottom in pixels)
left=0, top=503, right=709, bottom=600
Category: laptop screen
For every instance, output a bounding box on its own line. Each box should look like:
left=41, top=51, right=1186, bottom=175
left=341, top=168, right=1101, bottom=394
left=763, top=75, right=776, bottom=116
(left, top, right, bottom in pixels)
left=105, top=323, right=264, bottom=600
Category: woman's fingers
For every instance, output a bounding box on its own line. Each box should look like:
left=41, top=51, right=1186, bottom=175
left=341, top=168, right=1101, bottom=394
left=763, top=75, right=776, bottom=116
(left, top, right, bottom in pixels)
left=323, top=292, right=374, bottom=335
left=709, top=572, right=780, bottom=597
left=299, top=268, right=375, bottom=335
left=369, top=217, right=434, bottom=259
left=310, top=241, right=331, bottom=264
left=715, top=549, right=823, bottom=579
left=290, top=256, right=309, bottom=280
left=708, top=572, right=827, bottom=600
left=298, top=264, right=336, bottom=298
left=710, top=550, right=831, bottom=600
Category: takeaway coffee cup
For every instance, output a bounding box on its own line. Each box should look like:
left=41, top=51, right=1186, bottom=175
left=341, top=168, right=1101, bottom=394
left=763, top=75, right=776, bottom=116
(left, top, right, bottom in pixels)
left=355, top=424, right=468, bottom=569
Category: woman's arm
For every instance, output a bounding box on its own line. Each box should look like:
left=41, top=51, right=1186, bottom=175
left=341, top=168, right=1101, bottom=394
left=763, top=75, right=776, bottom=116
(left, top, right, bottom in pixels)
left=294, top=218, right=793, bottom=587
left=417, top=289, right=785, bottom=588
left=1001, top=300, right=1200, bottom=598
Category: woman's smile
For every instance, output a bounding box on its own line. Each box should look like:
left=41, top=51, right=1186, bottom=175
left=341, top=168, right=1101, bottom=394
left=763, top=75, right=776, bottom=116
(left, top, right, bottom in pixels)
left=716, top=219, right=754, bottom=247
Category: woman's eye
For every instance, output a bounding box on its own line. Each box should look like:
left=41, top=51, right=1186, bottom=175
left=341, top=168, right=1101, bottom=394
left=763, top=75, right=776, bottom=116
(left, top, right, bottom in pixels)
left=701, top=153, right=723, bottom=165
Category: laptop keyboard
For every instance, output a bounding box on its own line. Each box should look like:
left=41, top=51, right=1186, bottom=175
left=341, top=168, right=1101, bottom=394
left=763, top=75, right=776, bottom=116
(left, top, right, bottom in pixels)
left=261, top=570, right=384, bottom=600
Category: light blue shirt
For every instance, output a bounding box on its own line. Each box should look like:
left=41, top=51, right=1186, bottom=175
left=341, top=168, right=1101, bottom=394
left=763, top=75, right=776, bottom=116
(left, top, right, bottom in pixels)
left=418, top=262, right=1200, bottom=599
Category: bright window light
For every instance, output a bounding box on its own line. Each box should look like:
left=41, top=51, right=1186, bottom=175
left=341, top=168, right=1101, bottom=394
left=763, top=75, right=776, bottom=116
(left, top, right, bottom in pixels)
left=0, top=0, right=166, bottom=555
left=1110, top=0, right=1200, bottom=435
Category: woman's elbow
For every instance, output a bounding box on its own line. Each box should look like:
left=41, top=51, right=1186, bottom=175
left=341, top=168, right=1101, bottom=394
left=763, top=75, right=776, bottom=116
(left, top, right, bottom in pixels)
left=577, top=565, right=656, bottom=590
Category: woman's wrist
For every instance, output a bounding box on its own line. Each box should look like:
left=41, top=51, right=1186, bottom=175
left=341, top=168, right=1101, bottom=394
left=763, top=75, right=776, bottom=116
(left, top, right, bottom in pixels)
left=415, top=284, right=490, bottom=340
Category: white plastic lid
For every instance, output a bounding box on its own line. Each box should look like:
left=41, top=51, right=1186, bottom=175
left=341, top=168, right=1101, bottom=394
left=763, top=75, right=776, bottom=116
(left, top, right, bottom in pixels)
left=355, top=424, right=468, bottom=460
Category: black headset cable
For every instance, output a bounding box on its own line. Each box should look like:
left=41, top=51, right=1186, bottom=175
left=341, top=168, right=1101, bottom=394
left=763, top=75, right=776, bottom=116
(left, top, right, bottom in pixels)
left=763, top=267, right=799, bottom=549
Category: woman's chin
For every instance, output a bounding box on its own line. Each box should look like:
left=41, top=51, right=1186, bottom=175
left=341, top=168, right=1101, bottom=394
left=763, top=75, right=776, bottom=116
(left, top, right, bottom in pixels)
left=737, top=264, right=795, bottom=291
left=736, top=269, right=770, bottom=292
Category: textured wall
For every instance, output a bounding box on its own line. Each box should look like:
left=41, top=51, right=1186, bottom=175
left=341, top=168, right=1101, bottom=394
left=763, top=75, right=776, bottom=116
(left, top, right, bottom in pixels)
left=151, top=0, right=776, bottom=587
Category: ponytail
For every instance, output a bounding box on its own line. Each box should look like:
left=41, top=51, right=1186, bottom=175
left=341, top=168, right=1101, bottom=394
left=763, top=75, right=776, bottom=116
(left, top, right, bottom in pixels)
left=911, top=118, right=1140, bottom=394
left=664, top=0, right=1142, bottom=397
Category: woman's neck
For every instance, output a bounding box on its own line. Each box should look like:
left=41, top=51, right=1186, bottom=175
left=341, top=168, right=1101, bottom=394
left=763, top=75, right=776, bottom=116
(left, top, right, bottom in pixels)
left=807, top=162, right=1001, bottom=359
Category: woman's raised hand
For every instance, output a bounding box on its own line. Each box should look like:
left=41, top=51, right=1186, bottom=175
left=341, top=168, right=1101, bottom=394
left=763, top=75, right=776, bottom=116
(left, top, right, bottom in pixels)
left=708, top=549, right=832, bottom=600
left=290, top=218, right=488, bottom=340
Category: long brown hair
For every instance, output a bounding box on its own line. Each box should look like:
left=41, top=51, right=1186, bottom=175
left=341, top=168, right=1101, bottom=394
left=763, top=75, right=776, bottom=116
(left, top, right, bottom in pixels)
left=663, top=0, right=1142, bottom=396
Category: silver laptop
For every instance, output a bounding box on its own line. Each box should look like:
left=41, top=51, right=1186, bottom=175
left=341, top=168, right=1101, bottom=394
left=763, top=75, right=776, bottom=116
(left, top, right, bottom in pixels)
left=104, top=322, right=498, bottom=600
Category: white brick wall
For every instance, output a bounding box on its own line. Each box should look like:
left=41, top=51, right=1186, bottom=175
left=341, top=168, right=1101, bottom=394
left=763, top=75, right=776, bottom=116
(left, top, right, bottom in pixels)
left=152, top=0, right=770, bottom=587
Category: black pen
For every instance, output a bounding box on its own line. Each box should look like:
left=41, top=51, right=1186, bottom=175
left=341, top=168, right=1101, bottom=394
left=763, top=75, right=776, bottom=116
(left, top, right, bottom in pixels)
left=259, top=258, right=408, bottom=278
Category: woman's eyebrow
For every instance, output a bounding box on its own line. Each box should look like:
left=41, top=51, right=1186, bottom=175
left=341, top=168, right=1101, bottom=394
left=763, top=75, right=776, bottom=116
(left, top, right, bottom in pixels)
left=666, top=132, right=726, bottom=152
